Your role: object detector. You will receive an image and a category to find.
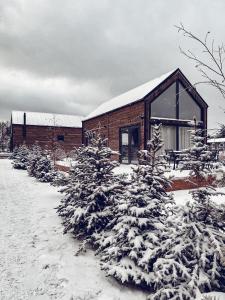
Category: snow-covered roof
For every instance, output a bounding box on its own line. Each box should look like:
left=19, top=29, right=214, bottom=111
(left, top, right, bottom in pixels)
left=208, top=137, right=225, bottom=143
left=85, top=69, right=176, bottom=120
left=11, top=111, right=83, bottom=128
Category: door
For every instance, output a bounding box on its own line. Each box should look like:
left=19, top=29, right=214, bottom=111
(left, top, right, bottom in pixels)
left=120, top=125, right=140, bottom=164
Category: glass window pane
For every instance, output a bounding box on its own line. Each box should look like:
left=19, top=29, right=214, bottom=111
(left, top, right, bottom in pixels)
left=121, top=129, right=129, bottom=163
left=161, top=126, right=176, bottom=152
left=151, top=125, right=176, bottom=153
left=179, top=127, right=192, bottom=150
left=120, top=126, right=140, bottom=164
left=151, top=83, right=176, bottom=119
left=130, top=127, right=139, bottom=164
left=179, top=83, right=201, bottom=121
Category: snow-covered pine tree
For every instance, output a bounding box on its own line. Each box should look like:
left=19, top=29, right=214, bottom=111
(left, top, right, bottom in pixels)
left=27, top=142, right=43, bottom=177
left=12, top=143, right=30, bottom=170
left=149, top=192, right=225, bottom=300
left=98, top=124, right=174, bottom=288
left=181, top=129, right=214, bottom=178
left=34, top=151, right=57, bottom=182
left=9, top=146, right=19, bottom=160
left=149, top=129, right=225, bottom=300
left=51, top=171, right=69, bottom=187
left=57, top=131, right=121, bottom=250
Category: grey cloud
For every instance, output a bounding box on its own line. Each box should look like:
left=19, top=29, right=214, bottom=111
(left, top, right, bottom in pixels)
left=0, top=0, right=225, bottom=128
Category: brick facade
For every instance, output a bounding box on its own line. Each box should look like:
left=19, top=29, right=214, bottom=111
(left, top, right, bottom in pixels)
left=82, top=100, right=145, bottom=160
left=11, top=124, right=82, bottom=153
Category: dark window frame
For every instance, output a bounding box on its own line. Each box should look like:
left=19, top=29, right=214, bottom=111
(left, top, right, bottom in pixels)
left=147, top=79, right=204, bottom=150
left=150, top=82, right=177, bottom=119
left=57, top=135, right=65, bottom=142
left=119, top=124, right=141, bottom=164
left=149, top=119, right=203, bottom=151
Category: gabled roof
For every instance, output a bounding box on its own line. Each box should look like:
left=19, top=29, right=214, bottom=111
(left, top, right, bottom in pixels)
left=11, top=111, right=83, bottom=128
left=84, top=69, right=176, bottom=120
left=84, top=68, right=208, bottom=121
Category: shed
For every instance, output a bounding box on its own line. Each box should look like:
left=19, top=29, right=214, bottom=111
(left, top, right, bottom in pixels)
left=11, top=111, right=83, bottom=153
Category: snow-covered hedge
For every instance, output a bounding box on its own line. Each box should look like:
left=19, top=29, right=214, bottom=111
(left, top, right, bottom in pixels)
left=12, top=144, right=30, bottom=170
left=11, top=143, right=59, bottom=183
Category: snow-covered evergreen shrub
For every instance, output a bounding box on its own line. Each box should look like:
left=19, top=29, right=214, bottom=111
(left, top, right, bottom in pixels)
left=27, top=143, right=43, bottom=177
left=149, top=190, right=225, bottom=300
left=51, top=171, right=69, bottom=187
left=34, top=151, right=57, bottom=182
left=57, top=131, right=122, bottom=249
left=12, top=144, right=30, bottom=170
left=181, top=129, right=215, bottom=177
left=149, top=129, right=225, bottom=300
left=98, top=125, right=174, bottom=288
left=9, top=146, right=19, bottom=160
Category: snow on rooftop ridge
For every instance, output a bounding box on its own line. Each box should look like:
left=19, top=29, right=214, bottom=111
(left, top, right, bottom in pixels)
left=85, top=69, right=176, bottom=120
left=11, top=111, right=83, bottom=128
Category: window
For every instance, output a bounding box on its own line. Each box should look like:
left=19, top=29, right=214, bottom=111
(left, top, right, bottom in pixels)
left=161, top=126, right=176, bottom=151
left=121, top=128, right=129, bottom=163
left=151, top=82, right=176, bottom=119
left=130, top=127, right=140, bottom=164
left=148, top=80, right=205, bottom=152
left=179, top=127, right=192, bottom=150
left=57, top=135, right=64, bottom=142
left=120, top=126, right=140, bottom=164
left=150, top=125, right=176, bottom=154
left=179, top=83, right=201, bottom=121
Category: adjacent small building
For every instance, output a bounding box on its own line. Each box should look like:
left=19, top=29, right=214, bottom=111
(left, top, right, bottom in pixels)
left=83, top=68, right=208, bottom=163
left=11, top=111, right=83, bottom=152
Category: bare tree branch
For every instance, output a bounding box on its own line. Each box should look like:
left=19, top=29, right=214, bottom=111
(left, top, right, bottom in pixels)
left=176, top=23, right=225, bottom=99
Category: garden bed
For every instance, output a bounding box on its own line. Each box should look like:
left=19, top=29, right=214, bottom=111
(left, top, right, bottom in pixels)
left=55, top=162, right=224, bottom=191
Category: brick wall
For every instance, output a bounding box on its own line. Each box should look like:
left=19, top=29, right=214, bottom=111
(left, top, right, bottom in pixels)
left=82, top=101, right=145, bottom=160
left=55, top=162, right=218, bottom=192
left=12, top=124, right=82, bottom=153
left=167, top=175, right=216, bottom=191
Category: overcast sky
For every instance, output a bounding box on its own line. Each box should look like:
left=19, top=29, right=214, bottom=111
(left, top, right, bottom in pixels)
left=0, top=0, right=225, bottom=129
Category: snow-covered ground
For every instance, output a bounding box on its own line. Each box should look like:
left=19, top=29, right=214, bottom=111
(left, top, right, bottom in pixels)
left=173, top=187, right=225, bottom=206
left=0, top=159, right=147, bottom=300
left=0, top=159, right=225, bottom=300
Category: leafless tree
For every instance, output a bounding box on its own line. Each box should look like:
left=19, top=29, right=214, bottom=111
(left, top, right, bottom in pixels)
left=48, top=114, right=66, bottom=165
left=176, top=23, right=225, bottom=99
left=0, top=121, right=10, bottom=152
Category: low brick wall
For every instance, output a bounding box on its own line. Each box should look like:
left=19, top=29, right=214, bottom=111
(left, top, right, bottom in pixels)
left=55, top=164, right=70, bottom=172
left=167, top=175, right=216, bottom=192
left=55, top=163, right=218, bottom=191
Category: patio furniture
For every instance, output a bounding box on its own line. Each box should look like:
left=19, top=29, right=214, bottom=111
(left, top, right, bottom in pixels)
left=165, top=149, right=188, bottom=170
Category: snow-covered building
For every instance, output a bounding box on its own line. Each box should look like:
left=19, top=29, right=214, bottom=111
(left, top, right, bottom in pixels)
left=10, top=111, right=83, bottom=152
left=207, top=137, right=225, bottom=150
left=83, top=68, right=208, bottom=163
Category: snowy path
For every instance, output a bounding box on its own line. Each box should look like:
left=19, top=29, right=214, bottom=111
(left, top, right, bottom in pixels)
left=0, top=160, right=147, bottom=300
